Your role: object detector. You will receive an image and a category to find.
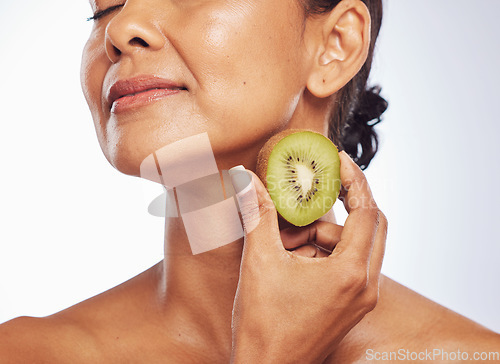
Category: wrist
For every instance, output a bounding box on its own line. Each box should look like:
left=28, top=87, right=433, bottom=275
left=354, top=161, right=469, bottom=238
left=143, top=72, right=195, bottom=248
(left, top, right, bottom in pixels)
left=230, top=331, right=281, bottom=364
left=231, top=328, right=336, bottom=364
left=230, top=331, right=309, bottom=364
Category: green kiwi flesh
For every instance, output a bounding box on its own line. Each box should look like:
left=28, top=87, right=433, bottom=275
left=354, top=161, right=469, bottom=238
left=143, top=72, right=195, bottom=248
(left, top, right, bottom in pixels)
left=264, top=131, right=341, bottom=226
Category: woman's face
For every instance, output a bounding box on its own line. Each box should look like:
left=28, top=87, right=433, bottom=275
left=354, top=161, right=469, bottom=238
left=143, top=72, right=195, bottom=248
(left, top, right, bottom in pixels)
left=81, top=0, right=314, bottom=175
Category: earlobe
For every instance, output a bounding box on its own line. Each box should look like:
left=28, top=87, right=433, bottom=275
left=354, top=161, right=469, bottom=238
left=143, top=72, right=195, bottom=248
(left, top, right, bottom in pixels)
left=306, top=0, right=371, bottom=99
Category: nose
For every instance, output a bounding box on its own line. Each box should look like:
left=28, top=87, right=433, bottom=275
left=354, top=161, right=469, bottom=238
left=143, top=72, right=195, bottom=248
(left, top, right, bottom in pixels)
left=104, top=4, right=166, bottom=63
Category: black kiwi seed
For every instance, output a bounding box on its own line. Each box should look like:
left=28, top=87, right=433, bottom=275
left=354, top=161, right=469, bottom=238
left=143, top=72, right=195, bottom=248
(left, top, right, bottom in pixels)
left=256, top=129, right=341, bottom=227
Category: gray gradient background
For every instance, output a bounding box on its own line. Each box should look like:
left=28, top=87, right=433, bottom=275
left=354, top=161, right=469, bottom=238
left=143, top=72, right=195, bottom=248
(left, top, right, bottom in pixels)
left=1, top=1, right=499, bottom=332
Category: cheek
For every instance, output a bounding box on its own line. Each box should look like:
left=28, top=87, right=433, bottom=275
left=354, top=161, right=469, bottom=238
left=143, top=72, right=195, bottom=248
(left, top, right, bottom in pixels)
left=81, top=36, right=100, bottom=112
left=80, top=35, right=110, bottom=149
left=188, top=4, right=307, bottom=142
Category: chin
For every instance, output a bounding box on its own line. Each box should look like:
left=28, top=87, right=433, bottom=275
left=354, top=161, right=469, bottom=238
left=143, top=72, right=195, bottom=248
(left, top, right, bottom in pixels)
left=106, top=144, right=146, bottom=177
left=102, top=127, right=222, bottom=181
left=102, top=129, right=162, bottom=177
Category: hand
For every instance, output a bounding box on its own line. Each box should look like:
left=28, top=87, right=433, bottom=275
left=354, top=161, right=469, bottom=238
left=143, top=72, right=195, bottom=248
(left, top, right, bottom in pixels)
left=279, top=221, right=343, bottom=258
left=229, top=151, right=388, bottom=364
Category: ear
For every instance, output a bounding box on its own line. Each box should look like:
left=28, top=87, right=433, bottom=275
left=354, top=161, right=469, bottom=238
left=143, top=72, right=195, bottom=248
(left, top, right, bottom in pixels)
left=306, top=0, right=371, bottom=98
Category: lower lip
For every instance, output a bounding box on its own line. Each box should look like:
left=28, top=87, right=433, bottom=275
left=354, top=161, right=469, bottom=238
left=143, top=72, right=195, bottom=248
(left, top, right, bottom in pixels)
left=111, top=88, right=183, bottom=113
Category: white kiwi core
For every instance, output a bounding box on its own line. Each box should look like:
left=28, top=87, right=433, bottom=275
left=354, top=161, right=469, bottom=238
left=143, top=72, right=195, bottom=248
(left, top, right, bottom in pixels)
left=295, top=164, right=314, bottom=193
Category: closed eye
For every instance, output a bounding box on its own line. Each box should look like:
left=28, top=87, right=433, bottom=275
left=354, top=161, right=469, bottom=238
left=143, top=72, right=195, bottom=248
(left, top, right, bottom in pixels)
left=87, top=4, right=124, bottom=21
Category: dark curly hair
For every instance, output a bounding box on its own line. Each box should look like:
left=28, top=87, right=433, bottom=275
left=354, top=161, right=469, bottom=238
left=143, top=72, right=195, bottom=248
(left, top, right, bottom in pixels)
left=302, top=0, right=388, bottom=170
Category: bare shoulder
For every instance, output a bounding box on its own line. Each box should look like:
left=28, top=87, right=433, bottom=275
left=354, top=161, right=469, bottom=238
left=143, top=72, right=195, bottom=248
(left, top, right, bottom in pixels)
left=375, top=276, right=499, bottom=345
left=327, top=275, right=500, bottom=363
left=0, top=315, right=99, bottom=364
left=0, top=262, right=167, bottom=363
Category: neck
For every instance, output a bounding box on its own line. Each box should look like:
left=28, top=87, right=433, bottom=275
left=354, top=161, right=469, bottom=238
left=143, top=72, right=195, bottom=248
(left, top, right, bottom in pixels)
left=152, top=117, right=332, bottom=356
left=155, top=184, right=245, bottom=358
left=154, top=191, right=337, bottom=358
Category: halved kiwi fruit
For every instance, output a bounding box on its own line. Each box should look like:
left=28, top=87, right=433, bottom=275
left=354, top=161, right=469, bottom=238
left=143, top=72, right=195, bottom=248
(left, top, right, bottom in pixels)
left=256, top=129, right=341, bottom=227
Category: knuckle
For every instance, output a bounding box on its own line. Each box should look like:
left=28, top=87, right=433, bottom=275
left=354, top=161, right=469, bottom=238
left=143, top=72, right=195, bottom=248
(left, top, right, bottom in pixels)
left=378, top=210, right=388, bottom=233
left=344, top=264, right=369, bottom=293
left=241, top=198, right=276, bottom=232
left=343, top=170, right=366, bottom=191
left=240, top=205, right=261, bottom=232
left=364, top=285, right=380, bottom=312
left=367, top=208, right=381, bottom=225
left=260, top=198, right=277, bottom=216
left=355, top=270, right=369, bottom=290
left=352, top=206, right=380, bottom=225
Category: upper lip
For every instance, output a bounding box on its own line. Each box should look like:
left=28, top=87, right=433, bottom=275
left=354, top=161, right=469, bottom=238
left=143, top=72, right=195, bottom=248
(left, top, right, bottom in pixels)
left=107, top=75, right=186, bottom=107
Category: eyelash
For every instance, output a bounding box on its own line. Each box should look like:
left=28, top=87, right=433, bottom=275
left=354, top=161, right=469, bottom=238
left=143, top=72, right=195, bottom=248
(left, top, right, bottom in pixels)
left=86, top=4, right=124, bottom=21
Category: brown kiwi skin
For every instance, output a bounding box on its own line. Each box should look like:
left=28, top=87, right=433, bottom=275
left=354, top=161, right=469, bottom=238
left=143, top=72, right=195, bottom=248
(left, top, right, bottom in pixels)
left=255, top=128, right=330, bottom=228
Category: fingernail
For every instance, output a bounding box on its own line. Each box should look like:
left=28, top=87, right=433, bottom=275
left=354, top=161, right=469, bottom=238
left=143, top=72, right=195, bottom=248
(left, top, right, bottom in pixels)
left=229, top=166, right=260, bottom=234
left=228, top=165, right=252, bottom=194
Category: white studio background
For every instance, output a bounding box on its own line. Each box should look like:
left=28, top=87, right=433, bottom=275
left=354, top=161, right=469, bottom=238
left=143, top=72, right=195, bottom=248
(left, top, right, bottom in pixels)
left=1, top=0, right=499, bottom=333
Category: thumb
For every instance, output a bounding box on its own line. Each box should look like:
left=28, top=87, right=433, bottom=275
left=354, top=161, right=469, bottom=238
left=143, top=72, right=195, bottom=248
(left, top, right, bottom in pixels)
left=229, top=165, right=282, bottom=253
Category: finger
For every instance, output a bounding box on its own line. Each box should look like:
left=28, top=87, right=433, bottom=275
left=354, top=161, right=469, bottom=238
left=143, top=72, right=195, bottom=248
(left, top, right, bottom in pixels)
left=368, top=210, right=388, bottom=281
left=280, top=221, right=343, bottom=253
left=290, top=244, right=331, bottom=258
left=229, top=165, right=283, bottom=255
left=338, top=184, right=349, bottom=212
left=339, top=151, right=378, bottom=213
left=330, top=151, right=379, bottom=261
left=290, top=244, right=319, bottom=258
left=313, top=244, right=331, bottom=257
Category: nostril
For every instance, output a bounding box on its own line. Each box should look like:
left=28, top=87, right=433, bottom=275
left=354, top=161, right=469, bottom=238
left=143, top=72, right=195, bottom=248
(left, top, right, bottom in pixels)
left=129, top=37, right=149, bottom=47
left=113, top=45, right=122, bottom=56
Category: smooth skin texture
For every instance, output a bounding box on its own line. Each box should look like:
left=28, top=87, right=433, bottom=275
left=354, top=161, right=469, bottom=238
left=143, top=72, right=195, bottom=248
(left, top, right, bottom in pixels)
left=1, top=0, right=499, bottom=362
